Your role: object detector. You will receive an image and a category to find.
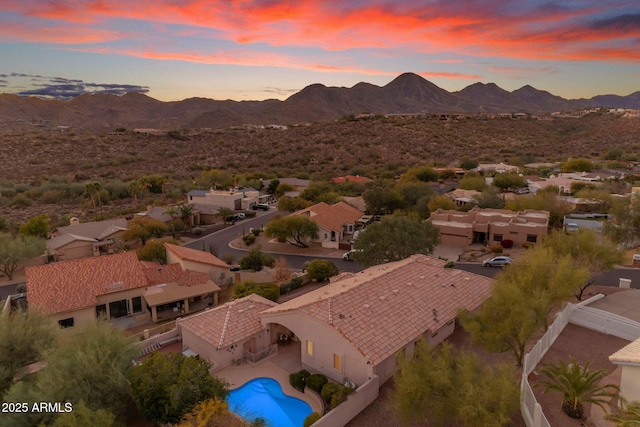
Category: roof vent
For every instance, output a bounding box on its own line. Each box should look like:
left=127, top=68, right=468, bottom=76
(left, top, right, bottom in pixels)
left=248, top=305, right=255, bottom=309
left=363, top=304, right=370, bottom=309
left=379, top=296, right=386, bottom=300
left=419, top=276, right=425, bottom=280
left=392, top=289, right=399, bottom=294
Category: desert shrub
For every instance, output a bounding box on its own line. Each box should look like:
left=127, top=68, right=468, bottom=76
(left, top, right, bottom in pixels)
left=289, top=370, right=310, bottom=392
left=500, top=239, right=513, bottom=248
left=251, top=228, right=261, bottom=236
left=11, top=194, right=31, bottom=207
left=280, top=276, right=304, bottom=294
left=303, top=412, right=322, bottom=427
left=41, top=189, right=66, bottom=204
left=489, top=245, right=503, bottom=253
left=306, top=374, right=328, bottom=394
left=444, top=261, right=456, bottom=268
left=522, top=242, right=534, bottom=249
left=320, top=382, right=340, bottom=404
left=221, top=254, right=235, bottom=265
left=242, top=234, right=256, bottom=245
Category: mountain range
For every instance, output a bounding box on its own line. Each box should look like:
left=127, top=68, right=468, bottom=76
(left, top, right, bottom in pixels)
left=1, top=73, right=639, bottom=130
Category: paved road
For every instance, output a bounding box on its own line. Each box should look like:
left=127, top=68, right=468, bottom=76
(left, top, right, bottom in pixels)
left=454, top=263, right=640, bottom=288
left=184, top=208, right=364, bottom=272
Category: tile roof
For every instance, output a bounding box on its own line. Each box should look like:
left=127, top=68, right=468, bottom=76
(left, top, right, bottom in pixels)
left=46, top=233, right=97, bottom=250
left=609, top=338, right=640, bottom=364
left=56, top=218, right=128, bottom=240
left=178, top=294, right=276, bottom=350
left=261, top=255, right=493, bottom=365
left=292, top=201, right=363, bottom=232
left=26, top=252, right=149, bottom=315
left=143, top=263, right=213, bottom=287
left=164, top=243, right=229, bottom=268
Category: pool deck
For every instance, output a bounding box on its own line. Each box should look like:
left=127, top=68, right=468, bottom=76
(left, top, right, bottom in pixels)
left=215, top=343, right=324, bottom=415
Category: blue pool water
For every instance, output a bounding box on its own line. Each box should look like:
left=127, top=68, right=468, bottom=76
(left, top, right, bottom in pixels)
left=227, top=377, right=313, bottom=427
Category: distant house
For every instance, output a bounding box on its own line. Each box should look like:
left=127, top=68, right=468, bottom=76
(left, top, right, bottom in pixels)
left=164, top=243, right=231, bottom=286
left=262, top=178, right=311, bottom=193
left=290, top=202, right=365, bottom=249
left=26, top=251, right=223, bottom=330
left=187, top=188, right=268, bottom=210
left=331, top=175, right=372, bottom=185
left=445, top=189, right=480, bottom=207
left=430, top=206, right=549, bottom=246
left=477, top=163, right=520, bottom=174
left=47, top=217, right=128, bottom=262
left=134, top=205, right=201, bottom=227
left=609, top=337, right=640, bottom=404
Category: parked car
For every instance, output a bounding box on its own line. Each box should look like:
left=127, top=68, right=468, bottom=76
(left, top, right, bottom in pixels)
left=236, top=212, right=246, bottom=219
left=252, top=204, right=270, bottom=211
left=565, top=223, right=578, bottom=233
left=226, top=214, right=243, bottom=222
left=482, top=256, right=513, bottom=267
left=343, top=249, right=361, bottom=261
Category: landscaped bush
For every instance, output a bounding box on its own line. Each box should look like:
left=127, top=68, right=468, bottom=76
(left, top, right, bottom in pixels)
left=233, top=281, right=280, bottom=302
left=242, top=234, right=256, bottom=245
left=489, top=245, right=503, bottom=253
left=280, top=276, right=304, bottom=294
left=500, top=239, right=513, bottom=248
left=306, top=374, right=328, bottom=394
left=251, top=228, right=261, bottom=236
left=320, top=382, right=340, bottom=404
left=289, top=370, right=310, bottom=392
left=303, top=412, right=322, bottom=427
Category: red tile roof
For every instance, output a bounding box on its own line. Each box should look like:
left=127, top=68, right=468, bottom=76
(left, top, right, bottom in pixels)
left=26, top=252, right=149, bottom=315
left=164, top=243, right=229, bottom=268
left=143, top=263, right=212, bottom=287
left=261, top=255, right=493, bottom=365
left=292, top=201, right=363, bottom=232
left=178, top=294, right=276, bottom=350
left=332, top=175, right=373, bottom=184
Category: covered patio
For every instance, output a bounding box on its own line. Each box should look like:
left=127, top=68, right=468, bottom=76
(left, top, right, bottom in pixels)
left=144, top=280, right=220, bottom=322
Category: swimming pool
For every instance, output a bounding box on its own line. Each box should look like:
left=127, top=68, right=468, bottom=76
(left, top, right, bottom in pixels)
left=227, top=377, right=313, bottom=427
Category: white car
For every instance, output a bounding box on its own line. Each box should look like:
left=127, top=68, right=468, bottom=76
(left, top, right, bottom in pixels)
left=343, top=249, right=360, bottom=261
left=482, top=256, right=513, bottom=267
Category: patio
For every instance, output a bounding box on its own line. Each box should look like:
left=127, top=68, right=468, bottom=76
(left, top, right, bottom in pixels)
left=215, top=341, right=324, bottom=415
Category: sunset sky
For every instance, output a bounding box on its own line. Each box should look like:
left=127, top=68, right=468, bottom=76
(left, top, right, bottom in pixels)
left=1, top=1, right=639, bottom=101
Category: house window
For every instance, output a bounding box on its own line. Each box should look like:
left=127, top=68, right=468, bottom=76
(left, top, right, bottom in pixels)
left=324, top=234, right=328, bottom=240
left=58, top=318, right=74, bottom=329
left=132, top=297, right=142, bottom=313
left=96, top=304, right=107, bottom=319
left=527, top=234, right=538, bottom=243
left=333, top=354, right=341, bottom=370
left=306, top=341, right=314, bottom=357
left=493, top=234, right=503, bottom=242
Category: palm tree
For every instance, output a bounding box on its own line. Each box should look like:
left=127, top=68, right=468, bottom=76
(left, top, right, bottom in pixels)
left=606, top=401, right=640, bottom=427
left=177, top=204, right=195, bottom=227
left=85, top=181, right=103, bottom=220
left=217, top=207, right=234, bottom=224
left=536, top=357, right=619, bottom=419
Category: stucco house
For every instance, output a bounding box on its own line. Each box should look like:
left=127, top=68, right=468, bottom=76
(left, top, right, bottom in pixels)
left=176, top=255, right=492, bottom=389
left=187, top=188, right=268, bottom=210
left=609, top=338, right=640, bottom=404
left=26, top=251, right=223, bottom=330
left=290, top=201, right=364, bottom=249
left=47, top=217, right=128, bottom=261
left=178, top=294, right=278, bottom=369
left=164, top=243, right=231, bottom=286
left=430, top=206, right=549, bottom=247
left=445, top=188, right=480, bottom=207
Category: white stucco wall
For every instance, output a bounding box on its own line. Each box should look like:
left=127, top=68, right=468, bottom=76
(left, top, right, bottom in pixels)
left=261, top=311, right=372, bottom=386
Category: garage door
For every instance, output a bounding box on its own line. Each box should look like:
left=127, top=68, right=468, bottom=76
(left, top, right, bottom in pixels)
left=439, top=234, right=470, bottom=247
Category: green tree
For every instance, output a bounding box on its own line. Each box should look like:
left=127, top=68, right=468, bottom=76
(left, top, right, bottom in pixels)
left=562, top=158, right=595, bottom=172
left=277, top=196, right=313, bottom=212
left=402, top=165, right=439, bottom=182
left=460, top=158, right=479, bottom=170
left=51, top=401, right=116, bottom=427
left=131, top=352, right=229, bottom=425
left=239, top=247, right=274, bottom=271
left=264, top=215, right=319, bottom=248
left=18, top=214, right=49, bottom=239
left=604, top=195, right=640, bottom=247
left=427, top=194, right=456, bottom=212
left=177, top=398, right=246, bottom=427
left=127, top=180, right=150, bottom=208
left=123, top=217, right=169, bottom=245
left=458, top=175, right=488, bottom=192
left=492, top=172, right=526, bottom=193
left=353, top=216, right=439, bottom=266
left=0, top=233, right=46, bottom=280
left=542, top=229, right=624, bottom=300
left=176, top=204, right=196, bottom=227
left=266, top=179, right=281, bottom=195
left=136, top=239, right=172, bottom=264
left=473, top=187, right=505, bottom=209
left=394, top=181, right=434, bottom=209
left=306, top=259, right=338, bottom=281
left=536, top=357, right=619, bottom=419
left=505, top=191, right=572, bottom=229
left=84, top=181, right=104, bottom=220
left=0, top=311, right=56, bottom=397
left=391, top=341, right=519, bottom=427
left=362, top=186, right=404, bottom=216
